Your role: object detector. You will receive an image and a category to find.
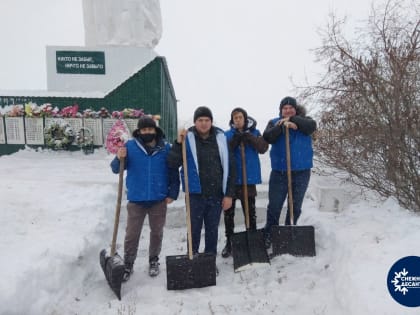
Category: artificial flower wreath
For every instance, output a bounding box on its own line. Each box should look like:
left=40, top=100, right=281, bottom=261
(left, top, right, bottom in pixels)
left=44, top=119, right=75, bottom=150
left=105, top=120, right=130, bottom=154
left=75, top=127, right=94, bottom=154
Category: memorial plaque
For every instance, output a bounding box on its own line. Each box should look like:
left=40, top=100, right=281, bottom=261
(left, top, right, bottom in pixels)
left=5, top=117, right=25, bottom=144
left=0, top=118, right=5, bottom=144
left=25, top=117, right=44, bottom=145
left=83, top=118, right=103, bottom=145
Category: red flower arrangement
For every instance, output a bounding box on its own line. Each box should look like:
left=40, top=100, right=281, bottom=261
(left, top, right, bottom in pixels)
left=60, top=104, right=81, bottom=118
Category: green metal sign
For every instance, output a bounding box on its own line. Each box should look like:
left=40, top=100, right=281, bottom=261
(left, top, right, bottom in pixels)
left=56, top=51, right=106, bottom=75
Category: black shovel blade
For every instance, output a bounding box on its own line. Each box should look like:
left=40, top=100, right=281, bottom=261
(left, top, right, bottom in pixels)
left=166, top=253, right=216, bottom=290
left=100, top=249, right=125, bottom=300
left=270, top=225, right=316, bottom=257
left=231, top=229, right=270, bottom=272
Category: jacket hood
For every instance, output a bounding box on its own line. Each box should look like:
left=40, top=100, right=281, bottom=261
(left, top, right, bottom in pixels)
left=229, top=116, right=257, bottom=132
left=296, top=105, right=307, bottom=117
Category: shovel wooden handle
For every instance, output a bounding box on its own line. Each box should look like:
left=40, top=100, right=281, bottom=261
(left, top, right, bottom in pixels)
left=285, top=126, right=294, bottom=226
left=111, top=156, right=125, bottom=256
left=182, top=137, right=194, bottom=260
left=240, top=142, right=250, bottom=229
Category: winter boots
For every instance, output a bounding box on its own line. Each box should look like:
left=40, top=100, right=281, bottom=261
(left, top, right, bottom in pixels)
left=221, top=238, right=232, bottom=258
left=122, top=261, right=133, bottom=282
left=149, top=256, right=160, bottom=277
left=122, top=257, right=160, bottom=280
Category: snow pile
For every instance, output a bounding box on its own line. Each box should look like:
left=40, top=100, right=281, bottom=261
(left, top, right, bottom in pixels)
left=0, top=148, right=419, bottom=314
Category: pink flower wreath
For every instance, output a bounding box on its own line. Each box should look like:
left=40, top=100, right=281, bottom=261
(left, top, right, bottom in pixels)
left=105, top=120, right=130, bottom=154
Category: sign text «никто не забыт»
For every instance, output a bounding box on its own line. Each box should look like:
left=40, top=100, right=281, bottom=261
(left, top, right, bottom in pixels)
left=56, top=51, right=106, bottom=75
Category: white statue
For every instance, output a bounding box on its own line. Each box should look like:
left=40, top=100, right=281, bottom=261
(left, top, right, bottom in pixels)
left=82, top=0, right=162, bottom=48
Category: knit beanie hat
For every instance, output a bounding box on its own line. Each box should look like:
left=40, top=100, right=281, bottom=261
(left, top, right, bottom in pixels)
left=137, top=116, right=157, bottom=129
left=229, top=107, right=248, bottom=125
left=193, top=106, right=213, bottom=122
left=279, top=96, right=297, bottom=111
left=134, top=116, right=164, bottom=139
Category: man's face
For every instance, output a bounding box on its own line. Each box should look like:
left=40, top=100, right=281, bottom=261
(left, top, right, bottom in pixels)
left=281, top=105, right=296, bottom=118
left=194, top=117, right=212, bottom=135
left=232, top=112, right=245, bottom=130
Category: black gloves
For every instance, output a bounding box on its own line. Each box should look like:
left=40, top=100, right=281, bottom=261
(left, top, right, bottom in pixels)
left=241, top=132, right=253, bottom=144
left=229, top=133, right=243, bottom=149
left=229, top=132, right=254, bottom=149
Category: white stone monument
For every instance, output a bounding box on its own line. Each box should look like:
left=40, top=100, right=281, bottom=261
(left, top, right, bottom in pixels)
left=46, top=0, right=161, bottom=92
left=82, top=0, right=162, bottom=48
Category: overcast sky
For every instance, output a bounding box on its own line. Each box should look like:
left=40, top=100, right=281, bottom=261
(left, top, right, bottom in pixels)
left=0, top=0, right=374, bottom=126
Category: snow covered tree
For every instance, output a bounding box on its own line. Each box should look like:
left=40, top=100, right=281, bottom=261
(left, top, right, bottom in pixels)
left=300, top=0, right=420, bottom=211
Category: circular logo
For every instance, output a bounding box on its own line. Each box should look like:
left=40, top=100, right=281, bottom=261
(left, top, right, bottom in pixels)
left=387, top=256, right=420, bottom=307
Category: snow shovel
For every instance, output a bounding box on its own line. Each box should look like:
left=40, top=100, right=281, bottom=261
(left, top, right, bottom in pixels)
left=270, top=125, right=316, bottom=257
left=231, top=142, right=270, bottom=272
left=166, top=136, right=216, bottom=290
left=100, top=156, right=126, bottom=300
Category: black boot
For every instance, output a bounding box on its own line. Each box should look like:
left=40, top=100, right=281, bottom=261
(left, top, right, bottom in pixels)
left=122, top=261, right=134, bottom=282
left=149, top=256, right=160, bottom=277
left=221, top=238, right=232, bottom=258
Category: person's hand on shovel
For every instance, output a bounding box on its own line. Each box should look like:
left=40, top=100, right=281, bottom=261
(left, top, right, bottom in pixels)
left=283, top=121, right=298, bottom=130
left=117, top=147, right=127, bottom=159
left=177, top=128, right=188, bottom=143
left=277, top=118, right=298, bottom=130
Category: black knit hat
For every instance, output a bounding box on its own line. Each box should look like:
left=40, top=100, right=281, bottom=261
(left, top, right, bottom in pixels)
left=194, top=106, right=213, bottom=122
left=229, top=107, right=248, bottom=125
left=134, top=116, right=164, bottom=139
left=137, top=116, right=157, bottom=129
left=279, top=96, right=297, bottom=111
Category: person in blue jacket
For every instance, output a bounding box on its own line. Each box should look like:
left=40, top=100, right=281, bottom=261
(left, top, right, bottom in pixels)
left=262, top=96, right=317, bottom=248
left=110, top=116, right=179, bottom=281
left=221, top=107, right=268, bottom=258
left=167, top=106, right=236, bottom=259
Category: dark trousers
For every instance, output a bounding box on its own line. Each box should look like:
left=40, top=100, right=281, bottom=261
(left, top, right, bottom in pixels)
left=124, top=201, right=167, bottom=264
left=189, top=194, right=223, bottom=255
left=223, top=196, right=257, bottom=239
left=264, top=169, right=311, bottom=239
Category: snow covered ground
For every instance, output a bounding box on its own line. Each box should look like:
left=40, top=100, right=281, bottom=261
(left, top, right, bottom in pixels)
left=0, top=147, right=419, bottom=315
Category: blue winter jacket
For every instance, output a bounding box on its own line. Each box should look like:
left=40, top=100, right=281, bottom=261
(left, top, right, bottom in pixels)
left=182, top=128, right=230, bottom=194
left=263, top=108, right=316, bottom=171
left=225, top=127, right=263, bottom=185
left=110, top=138, right=179, bottom=202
